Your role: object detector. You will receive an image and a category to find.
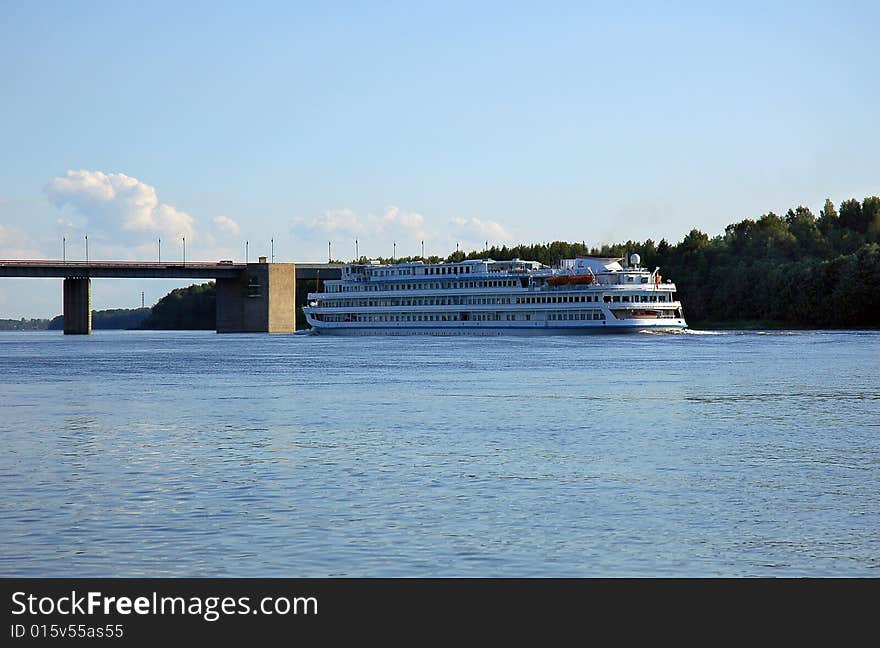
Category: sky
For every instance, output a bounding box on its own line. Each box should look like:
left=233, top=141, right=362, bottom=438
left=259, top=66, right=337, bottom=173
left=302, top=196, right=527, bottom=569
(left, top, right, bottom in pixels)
left=0, top=1, right=877, bottom=318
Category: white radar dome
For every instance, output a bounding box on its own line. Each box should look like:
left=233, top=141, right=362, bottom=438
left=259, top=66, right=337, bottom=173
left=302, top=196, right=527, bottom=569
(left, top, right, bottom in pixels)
left=630, top=253, right=641, bottom=266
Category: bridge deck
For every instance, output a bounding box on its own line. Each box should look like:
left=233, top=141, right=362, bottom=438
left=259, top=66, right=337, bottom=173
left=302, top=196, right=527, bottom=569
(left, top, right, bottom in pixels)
left=0, top=260, right=342, bottom=280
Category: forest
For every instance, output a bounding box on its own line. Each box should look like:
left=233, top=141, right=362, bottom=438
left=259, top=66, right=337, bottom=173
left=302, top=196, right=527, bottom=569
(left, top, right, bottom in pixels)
left=139, top=283, right=216, bottom=330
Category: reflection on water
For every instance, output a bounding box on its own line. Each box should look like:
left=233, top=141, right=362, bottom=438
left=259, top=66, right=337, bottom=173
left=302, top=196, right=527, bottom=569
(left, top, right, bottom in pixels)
left=0, top=329, right=878, bottom=576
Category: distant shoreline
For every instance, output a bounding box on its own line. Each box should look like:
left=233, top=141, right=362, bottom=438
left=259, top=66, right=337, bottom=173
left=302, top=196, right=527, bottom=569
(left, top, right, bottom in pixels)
left=0, top=307, right=150, bottom=331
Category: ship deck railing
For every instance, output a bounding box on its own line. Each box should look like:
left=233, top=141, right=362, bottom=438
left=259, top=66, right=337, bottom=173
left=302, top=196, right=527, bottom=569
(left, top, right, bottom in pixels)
left=306, top=302, right=681, bottom=313
left=312, top=282, right=677, bottom=297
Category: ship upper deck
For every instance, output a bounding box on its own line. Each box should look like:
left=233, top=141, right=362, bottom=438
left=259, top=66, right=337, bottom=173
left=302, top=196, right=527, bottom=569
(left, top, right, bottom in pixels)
left=331, top=257, right=667, bottom=286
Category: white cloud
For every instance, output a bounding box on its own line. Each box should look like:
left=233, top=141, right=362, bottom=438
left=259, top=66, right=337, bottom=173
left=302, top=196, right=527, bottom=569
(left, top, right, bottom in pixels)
left=304, top=205, right=427, bottom=240
left=309, top=208, right=361, bottom=234
left=291, top=204, right=513, bottom=260
left=211, top=215, right=240, bottom=236
left=45, top=170, right=195, bottom=240
left=448, top=216, right=510, bottom=242
left=375, top=206, right=425, bottom=233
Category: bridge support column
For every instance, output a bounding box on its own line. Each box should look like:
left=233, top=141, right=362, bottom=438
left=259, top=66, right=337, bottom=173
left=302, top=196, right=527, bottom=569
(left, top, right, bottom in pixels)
left=216, top=261, right=296, bottom=333
left=63, top=277, right=92, bottom=335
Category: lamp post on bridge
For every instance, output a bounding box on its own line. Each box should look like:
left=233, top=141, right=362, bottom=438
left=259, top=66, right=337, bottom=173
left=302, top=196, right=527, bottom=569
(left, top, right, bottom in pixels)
left=158, top=238, right=161, bottom=263
left=182, top=236, right=186, bottom=266
left=62, top=236, right=66, bottom=262
left=246, top=241, right=248, bottom=264
left=85, top=235, right=88, bottom=262
left=355, top=239, right=358, bottom=261
left=271, top=238, right=274, bottom=263
left=328, top=241, right=331, bottom=263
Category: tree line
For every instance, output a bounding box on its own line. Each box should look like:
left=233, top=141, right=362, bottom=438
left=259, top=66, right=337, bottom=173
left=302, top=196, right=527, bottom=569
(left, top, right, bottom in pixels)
left=0, top=309, right=151, bottom=331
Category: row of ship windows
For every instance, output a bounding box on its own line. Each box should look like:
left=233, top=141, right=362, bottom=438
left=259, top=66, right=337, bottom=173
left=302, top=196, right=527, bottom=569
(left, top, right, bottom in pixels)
left=519, top=294, right=669, bottom=303
left=313, top=310, right=608, bottom=323
left=314, top=293, right=671, bottom=308
left=370, top=265, right=476, bottom=278
left=317, top=296, right=516, bottom=307
left=370, top=268, right=414, bottom=277
left=517, top=294, right=599, bottom=303
left=606, top=295, right=667, bottom=303
left=331, top=279, right=520, bottom=292
left=425, top=265, right=474, bottom=275
left=547, top=311, right=606, bottom=320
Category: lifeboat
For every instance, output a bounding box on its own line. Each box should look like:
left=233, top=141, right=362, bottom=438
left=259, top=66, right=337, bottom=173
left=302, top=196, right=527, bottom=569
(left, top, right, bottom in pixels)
left=547, top=273, right=593, bottom=286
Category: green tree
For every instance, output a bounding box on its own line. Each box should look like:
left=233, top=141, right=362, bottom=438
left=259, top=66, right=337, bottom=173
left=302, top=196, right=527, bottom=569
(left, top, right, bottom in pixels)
left=818, top=198, right=839, bottom=236
left=785, top=206, right=826, bottom=256
left=863, top=196, right=880, bottom=242
left=839, top=198, right=866, bottom=232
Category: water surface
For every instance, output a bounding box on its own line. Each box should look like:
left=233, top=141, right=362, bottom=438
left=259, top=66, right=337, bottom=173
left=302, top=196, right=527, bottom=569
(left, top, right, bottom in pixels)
left=1, top=330, right=877, bottom=576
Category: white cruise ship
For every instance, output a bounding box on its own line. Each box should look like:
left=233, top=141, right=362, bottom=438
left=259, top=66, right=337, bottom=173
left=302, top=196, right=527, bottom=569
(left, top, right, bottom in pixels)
left=303, top=254, right=687, bottom=335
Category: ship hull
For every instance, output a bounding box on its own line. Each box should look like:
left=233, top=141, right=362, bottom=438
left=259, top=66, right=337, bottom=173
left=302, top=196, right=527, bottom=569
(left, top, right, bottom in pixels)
left=306, top=322, right=688, bottom=336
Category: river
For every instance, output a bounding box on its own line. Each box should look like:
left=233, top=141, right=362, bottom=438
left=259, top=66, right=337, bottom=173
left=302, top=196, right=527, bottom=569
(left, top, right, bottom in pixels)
left=1, top=329, right=877, bottom=576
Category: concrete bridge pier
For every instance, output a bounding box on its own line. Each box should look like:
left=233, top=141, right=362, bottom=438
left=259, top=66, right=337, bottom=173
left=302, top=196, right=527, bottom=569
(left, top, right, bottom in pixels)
left=63, top=277, right=92, bottom=335
left=216, top=261, right=296, bottom=333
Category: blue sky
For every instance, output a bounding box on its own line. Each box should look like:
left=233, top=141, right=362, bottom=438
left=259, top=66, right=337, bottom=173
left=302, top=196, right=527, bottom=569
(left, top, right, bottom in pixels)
left=1, top=1, right=877, bottom=317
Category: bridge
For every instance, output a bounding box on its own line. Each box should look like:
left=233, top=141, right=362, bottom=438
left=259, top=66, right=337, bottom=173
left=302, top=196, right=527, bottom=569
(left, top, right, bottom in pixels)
left=0, top=259, right=342, bottom=334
